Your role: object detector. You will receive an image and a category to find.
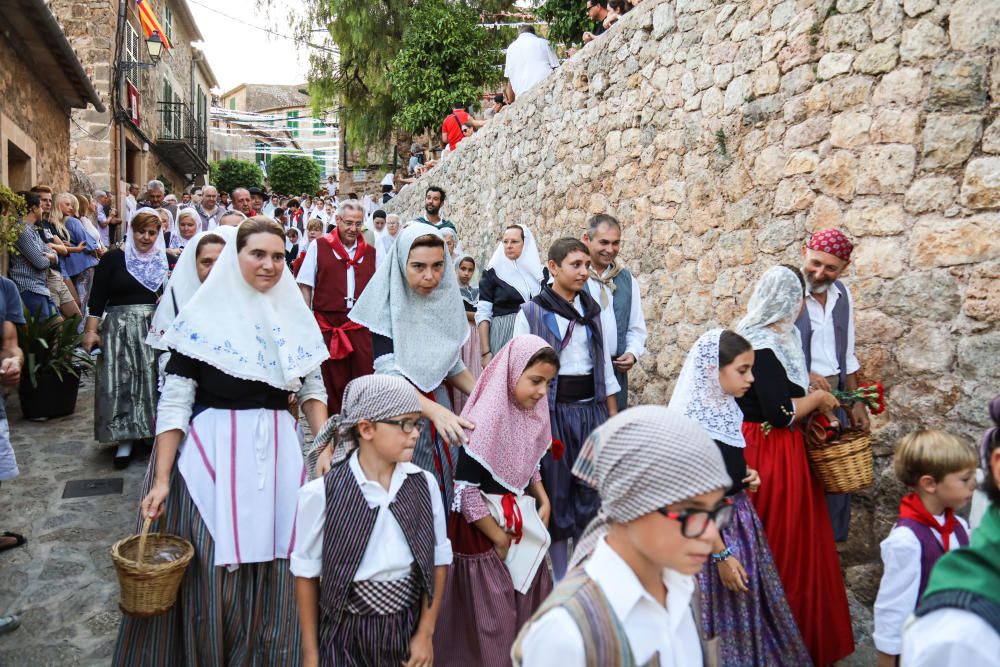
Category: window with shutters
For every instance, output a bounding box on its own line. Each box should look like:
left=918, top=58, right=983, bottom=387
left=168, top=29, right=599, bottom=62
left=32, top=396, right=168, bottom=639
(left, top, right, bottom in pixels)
left=287, top=111, right=299, bottom=137
left=228, top=98, right=236, bottom=110
left=124, top=22, right=140, bottom=87
left=314, top=119, right=325, bottom=136
left=172, top=91, right=182, bottom=138
left=162, top=79, right=173, bottom=138
left=164, top=5, right=173, bottom=44
left=256, top=141, right=269, bottom=168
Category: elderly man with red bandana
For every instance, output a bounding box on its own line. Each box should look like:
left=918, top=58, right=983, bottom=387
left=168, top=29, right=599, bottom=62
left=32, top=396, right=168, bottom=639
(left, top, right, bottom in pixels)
left=796, top=228, right=870, bottom=542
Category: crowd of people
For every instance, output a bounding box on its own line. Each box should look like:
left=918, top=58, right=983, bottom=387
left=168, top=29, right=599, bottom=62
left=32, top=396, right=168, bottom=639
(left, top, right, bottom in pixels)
left=1, top=170, right=997, bottom=662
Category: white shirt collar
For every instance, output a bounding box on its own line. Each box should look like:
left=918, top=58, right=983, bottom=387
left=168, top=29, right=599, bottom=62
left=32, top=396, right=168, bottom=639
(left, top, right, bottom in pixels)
left=584, top=537, right=696, bottom=637
left=348, top=450, right=423, bottom=506
left=806, top=284, right=841, bottom=309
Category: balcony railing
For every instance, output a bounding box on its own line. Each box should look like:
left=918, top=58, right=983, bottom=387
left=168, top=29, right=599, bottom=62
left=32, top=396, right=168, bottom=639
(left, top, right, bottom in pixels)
left=156, top=101, right=208, bottom=175
left=157, top=101, right=207, bottom=160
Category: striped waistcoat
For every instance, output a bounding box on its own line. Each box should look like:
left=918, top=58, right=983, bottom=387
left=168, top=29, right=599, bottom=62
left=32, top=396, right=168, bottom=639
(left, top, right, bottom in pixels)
left=319, top=461, right=436, bottom=633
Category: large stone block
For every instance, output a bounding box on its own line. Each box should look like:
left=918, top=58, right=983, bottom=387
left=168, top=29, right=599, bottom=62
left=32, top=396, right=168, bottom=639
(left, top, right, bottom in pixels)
left=818, top=52, right=855, bottom=80
left=949, top=0, right=1000, bottom=51
left=852, top=236, right=906, bottom=277
left=816, top=150, right=859, bottom=200
left=904, top=176, right=958, bottom=213
left=983, top=119, right=1000, bottom=154
left=927, top=56, right=989, bottom=110
left=869, top=108, right=919, bottom=144
left=773, top=176, right=816, bottom=214
left=857, top=144, right=916, bottom=194
left=920, top=114, right=983, bottom=170
left=872, top=67, right=922, bottom=105
left=752, top=145, right=787, bottom=185
left=963, top=260, right=1000, bottom=322
left=824, top=13, right=873, bottom=50
left=855, top=42, right=899, bottom=74
left=882, top=270, right=961, bottom=321
left=784, top=116, right=830, bottom=148
left=899, top=18, right=948, bottom=63
left=785, top=150, right=820, bottom=175
left=896, top=324, right=954, bottom=373
left=868, top=0, right=904, bottom=41
left=959, top=157, right=1000, bottom=209
left=830, top=111, right=872, bottom=148
left=844, top=201, right=907, bottom=236
left=956, top=331, right=1000, bottom=379
left=910, top=213, right=1000, bottom=267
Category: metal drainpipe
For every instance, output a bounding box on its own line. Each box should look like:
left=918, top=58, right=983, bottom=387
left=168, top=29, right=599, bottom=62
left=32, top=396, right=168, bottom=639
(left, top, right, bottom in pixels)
left=116, top=0, right=127, bottom=235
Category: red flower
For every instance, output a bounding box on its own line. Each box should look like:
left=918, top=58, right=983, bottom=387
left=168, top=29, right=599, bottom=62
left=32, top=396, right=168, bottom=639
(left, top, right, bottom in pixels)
left=550, top=439, right=565, bottom=460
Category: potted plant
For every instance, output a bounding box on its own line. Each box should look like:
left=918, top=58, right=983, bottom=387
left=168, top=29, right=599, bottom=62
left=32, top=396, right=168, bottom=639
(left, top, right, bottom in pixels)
left=16, top=310, right=94, bottom=420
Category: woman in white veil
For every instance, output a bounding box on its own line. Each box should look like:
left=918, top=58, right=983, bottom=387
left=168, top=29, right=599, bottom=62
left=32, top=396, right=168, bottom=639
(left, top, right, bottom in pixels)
left=475, top=223, right=544, bottom=362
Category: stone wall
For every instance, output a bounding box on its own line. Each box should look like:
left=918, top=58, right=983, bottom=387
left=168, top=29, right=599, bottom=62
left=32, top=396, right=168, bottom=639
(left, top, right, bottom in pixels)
left=387, top=0, right=999, bottom=621
left=0, top=32, right=71, bottom=191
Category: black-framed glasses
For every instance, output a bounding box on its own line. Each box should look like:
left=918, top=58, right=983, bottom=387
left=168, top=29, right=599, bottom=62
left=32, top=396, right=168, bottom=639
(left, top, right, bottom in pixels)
left=376, top=418, right=420, bottom=434
left=657, top=498, right=734, bottom=538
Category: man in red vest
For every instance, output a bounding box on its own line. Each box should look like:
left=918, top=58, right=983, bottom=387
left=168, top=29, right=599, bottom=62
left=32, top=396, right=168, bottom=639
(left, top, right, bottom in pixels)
left=296, top=200, right=376, bottom=412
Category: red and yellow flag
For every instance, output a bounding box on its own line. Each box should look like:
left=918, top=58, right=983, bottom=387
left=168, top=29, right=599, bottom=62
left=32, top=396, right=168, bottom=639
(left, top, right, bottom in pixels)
left=136, top=0, right=172, bottom=50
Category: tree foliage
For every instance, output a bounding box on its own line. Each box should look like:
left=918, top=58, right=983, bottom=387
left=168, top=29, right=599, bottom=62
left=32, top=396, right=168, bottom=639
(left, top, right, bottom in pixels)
left=209, top=159, right=263, bottom=195
left=533, top=0, right=590, bottom=47
left=388, top=0, right=501, bottom=134
left=267, top=155, right=321, bottom=195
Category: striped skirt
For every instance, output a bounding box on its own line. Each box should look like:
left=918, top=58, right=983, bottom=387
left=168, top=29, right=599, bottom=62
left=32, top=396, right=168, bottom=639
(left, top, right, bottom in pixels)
left=488, top=313, right=518, bottom=355
left=435, top=514, right=553, bottom=667
left=94, top=304, right=159, bottom=445
left=411, top=384, right=459, bottom=510
left=324, top=601, right=420, bottom=667
left=451, top=321, right=483, bottom=415
left=543, top=399, right=607, bottom=543
left=113, top=470, right=301, bottom=666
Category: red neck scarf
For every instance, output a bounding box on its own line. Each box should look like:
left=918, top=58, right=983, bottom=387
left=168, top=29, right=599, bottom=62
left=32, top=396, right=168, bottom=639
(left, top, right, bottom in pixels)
left=325, top=230, right=368, bottom=269
left=899, top=492, right=959, bottom=550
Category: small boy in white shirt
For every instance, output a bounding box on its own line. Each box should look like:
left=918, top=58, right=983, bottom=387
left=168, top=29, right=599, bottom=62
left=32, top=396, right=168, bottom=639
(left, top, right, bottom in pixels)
left=873, top=429, right=978, bottom=666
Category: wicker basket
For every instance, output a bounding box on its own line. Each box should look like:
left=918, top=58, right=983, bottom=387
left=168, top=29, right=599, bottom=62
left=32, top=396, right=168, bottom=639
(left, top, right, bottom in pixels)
left=111, top=517, right=194, bottom=617
left=805, top=424, right=874, bottom=494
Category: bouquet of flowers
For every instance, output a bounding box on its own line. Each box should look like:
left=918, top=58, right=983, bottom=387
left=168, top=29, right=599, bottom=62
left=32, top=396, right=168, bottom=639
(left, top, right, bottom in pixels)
left=833, top=382, right=886, bottom=415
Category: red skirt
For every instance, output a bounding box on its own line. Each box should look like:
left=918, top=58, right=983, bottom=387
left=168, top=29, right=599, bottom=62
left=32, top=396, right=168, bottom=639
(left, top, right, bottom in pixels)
left=742, top=422, right=854, bottom=666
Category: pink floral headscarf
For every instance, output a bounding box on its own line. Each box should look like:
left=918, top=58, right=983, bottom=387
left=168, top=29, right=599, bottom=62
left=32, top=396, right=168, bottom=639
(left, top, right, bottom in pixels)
left=460, top=334, right=555, bottom=492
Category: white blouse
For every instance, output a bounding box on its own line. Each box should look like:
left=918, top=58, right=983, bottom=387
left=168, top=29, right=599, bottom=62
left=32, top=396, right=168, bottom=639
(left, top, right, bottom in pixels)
left=289, top=451, right=453, bottom=579
left=512, top=295, right=620, bottom=398
left=519, top=538, right=702, bottom=667
left=873, top=515, right=970, bottom=655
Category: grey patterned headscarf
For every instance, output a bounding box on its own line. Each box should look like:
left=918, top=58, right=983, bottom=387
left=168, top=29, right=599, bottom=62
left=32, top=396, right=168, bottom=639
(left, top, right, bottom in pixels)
left=570, top=405, right=731, bottom=567
left=735, top=265, right=809, bottom=391
left=311, top=375, right=422, bottom=465
left=348, top=223, right=469, bottom=392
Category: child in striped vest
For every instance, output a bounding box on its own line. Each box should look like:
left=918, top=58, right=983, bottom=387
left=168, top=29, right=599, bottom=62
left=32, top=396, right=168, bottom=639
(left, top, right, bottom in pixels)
left=290, top=375, right=453, bottom=667
left=512, top=406, right=732, bottom=666
left=873, top=429, right=977, bottom=665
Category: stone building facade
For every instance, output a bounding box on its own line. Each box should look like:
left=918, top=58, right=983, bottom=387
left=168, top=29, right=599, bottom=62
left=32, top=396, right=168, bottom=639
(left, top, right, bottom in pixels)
left=214, top=83, right=338, bottom=186
left=0, top=0, right=103, bottom=193
left=387, top=0, right=1000, bottom=637
left=52, top=0, right=217, bottom=198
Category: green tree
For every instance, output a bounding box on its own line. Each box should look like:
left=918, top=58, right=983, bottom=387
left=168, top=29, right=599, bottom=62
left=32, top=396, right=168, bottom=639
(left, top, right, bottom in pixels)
left=209, top=159, right=263, bottom=195
left=267, top=155, right=321, bottom=196
left=388, top=0, right=501, bottom=134
left=534, top=0, right=590, bottom=46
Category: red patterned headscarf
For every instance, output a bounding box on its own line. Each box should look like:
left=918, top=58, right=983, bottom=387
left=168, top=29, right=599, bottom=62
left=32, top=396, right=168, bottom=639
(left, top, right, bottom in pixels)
left=807, top=228, right=854, bottom=261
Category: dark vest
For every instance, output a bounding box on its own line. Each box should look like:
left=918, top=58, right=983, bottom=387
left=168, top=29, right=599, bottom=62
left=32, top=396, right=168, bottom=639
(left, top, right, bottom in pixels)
left=896, top=518, right=970, bottom=599
left=521, top=300, right=607, bottom=409
left=319, top=460, right=435, bottom=641
left=312, top=236, right=377, bottom=315
left=795, top=279, right=850, bottom=389
left=610, top=268, right=633, bottom=358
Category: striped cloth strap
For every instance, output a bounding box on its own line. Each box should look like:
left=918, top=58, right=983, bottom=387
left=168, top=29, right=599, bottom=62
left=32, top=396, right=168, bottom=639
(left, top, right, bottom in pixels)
left=512, top=568, right=658, bottom=667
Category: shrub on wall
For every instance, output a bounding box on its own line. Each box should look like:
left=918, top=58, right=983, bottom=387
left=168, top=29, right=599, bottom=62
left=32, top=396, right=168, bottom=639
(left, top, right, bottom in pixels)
left=267, top=155, right=321, bottom=196
left=209, top=159, right=263, bottom=196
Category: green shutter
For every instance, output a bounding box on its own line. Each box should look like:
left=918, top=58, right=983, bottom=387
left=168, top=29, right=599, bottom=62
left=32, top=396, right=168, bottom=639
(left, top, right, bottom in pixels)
left=287, top=111, right=299, bottom=137
left=314, top=118, right=325, bottom=135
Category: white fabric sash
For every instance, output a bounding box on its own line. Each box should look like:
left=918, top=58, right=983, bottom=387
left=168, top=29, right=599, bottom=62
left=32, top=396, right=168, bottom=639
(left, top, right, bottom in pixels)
left=177, top=407, right=306, bottom=568
left=483, top=492, right=550, bottom=594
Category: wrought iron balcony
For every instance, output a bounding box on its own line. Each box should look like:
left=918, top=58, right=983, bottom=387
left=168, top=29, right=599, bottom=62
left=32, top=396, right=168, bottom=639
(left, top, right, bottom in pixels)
left=156, top=101, right=208, bottom=175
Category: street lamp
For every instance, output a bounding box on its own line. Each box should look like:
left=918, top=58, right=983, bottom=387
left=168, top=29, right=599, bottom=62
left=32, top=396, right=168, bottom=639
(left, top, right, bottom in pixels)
left=146, top=31, right=163, bottom=63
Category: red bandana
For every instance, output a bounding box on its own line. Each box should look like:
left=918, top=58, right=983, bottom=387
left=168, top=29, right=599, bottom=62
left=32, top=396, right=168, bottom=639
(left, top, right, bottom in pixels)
left=325, top=230, right=368, bottom=270
left=899, top=492, right=960, bottom=551
left=807, top=228, right=854, bottom=262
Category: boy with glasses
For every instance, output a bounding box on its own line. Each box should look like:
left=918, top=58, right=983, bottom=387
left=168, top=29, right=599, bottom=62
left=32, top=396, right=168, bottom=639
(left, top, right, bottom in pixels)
left=514, top=406, right=731, bottom=666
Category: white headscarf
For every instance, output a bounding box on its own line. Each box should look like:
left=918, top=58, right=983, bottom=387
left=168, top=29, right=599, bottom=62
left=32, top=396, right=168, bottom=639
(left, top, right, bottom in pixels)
left=147, top=227, right=237, bottom=350
left=169, top=209, right=199, bottom=249
left=668, top=329, right=747, bottom=448
left=161, top=221, right=327, bottom=391
left=349, top=223, right=469, bottom=392
left=486, top=223, right=543, bottom=303
left=125, top=207, right=169, bottom=292
left=735, top=266, right=809, bottom=391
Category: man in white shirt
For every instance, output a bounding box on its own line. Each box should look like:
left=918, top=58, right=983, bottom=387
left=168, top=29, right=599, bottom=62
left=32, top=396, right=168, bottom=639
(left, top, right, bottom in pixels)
left=583, top=214, right=647, bottom=412
left=194, top=185, right=225, bottom=231
left=296, top=201, right=377, bottom=413
left=796, top=228, right=868, bottom=542
left=514, top=406, right=732, bottom=667
left=504, top=26, right=560, bottom=103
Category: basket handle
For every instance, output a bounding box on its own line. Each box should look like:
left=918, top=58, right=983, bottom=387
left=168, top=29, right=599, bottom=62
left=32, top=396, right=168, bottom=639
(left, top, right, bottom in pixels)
left=136, top=517, right=153, bottom=569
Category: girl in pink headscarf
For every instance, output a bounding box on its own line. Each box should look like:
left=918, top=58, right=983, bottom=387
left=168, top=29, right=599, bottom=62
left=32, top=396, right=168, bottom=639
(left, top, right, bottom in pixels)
left=435, top=335, right=558, bottom=667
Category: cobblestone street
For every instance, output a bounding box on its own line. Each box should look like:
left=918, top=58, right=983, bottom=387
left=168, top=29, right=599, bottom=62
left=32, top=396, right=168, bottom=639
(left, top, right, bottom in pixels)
left=0, top=376, right=146, bottom=664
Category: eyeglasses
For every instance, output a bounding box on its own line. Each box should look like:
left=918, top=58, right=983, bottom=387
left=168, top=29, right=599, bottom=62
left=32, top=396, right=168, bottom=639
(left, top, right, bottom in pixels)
left=341, top=221, right=364, bottom=228
left=376, top=418, right=420, bottom=434
left=657, top=498, right=734, bottom=538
